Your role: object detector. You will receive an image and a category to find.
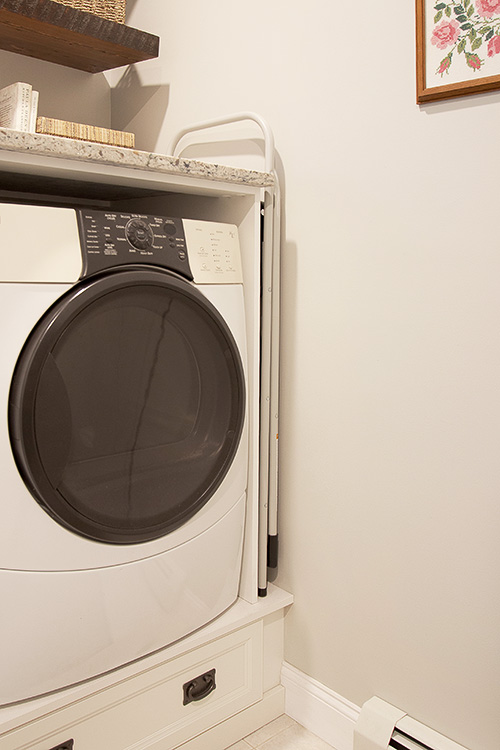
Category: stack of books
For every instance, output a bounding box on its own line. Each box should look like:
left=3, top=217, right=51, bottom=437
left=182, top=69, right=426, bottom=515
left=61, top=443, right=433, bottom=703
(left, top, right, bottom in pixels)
left=0, top=80, right=135, bottom=148
left=0, top=82, right=39, bottom=132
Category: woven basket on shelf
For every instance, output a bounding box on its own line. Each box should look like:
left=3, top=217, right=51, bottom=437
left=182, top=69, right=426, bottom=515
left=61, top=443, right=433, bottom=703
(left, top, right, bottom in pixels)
left=51, top=0, right=126, bottom=23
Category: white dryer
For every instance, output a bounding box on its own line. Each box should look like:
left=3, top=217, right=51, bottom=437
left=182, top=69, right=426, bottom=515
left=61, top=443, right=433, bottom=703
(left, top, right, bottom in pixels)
left=0, top=203, right=248, bottom=705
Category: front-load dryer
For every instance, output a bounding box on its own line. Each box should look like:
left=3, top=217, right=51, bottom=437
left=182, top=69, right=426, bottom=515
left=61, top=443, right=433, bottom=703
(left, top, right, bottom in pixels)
left=0, top=203, right=248, bottom=705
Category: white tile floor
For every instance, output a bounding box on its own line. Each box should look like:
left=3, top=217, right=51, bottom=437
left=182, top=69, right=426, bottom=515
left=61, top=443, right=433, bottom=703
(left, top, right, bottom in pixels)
left=225, top=714, right=335, bottom=750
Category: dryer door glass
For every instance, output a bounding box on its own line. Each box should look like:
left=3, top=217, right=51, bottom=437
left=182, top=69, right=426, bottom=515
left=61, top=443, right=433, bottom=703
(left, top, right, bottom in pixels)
left=9, top=268, right=245, bottom=544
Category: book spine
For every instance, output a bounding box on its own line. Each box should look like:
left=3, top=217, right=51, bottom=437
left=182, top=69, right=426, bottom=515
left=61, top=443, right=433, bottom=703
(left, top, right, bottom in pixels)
left=29, top=91, right=39, bottom=133
left=0, top=82, right=32, bottom=131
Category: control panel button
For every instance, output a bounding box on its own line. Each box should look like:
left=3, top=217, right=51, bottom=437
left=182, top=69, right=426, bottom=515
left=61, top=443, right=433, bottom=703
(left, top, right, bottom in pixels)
left=125, top=219, right=154, bottom=250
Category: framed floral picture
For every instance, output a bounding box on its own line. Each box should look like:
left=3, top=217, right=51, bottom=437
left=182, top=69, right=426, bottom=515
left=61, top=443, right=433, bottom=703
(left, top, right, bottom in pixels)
left=416, top=0, right=500, bottom=102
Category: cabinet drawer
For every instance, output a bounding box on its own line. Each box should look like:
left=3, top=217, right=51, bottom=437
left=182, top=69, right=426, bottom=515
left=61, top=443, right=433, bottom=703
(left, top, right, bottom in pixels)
left=1, top=622, right=263, bottom=750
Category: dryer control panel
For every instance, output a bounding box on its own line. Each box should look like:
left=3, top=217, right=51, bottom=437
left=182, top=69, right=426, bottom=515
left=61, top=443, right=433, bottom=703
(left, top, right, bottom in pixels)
left=182, top=218, right=243, bottom=284
left=77, top=210, right=194, bottom=280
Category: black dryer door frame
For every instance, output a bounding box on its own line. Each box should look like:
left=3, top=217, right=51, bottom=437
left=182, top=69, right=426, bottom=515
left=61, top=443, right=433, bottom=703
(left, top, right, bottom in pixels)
left=9, top=266, right=246, bottom=544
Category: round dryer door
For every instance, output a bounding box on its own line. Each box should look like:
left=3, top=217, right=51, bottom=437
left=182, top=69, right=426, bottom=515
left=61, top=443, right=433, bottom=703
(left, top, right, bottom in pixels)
left=9, top=267, right=245, bottom=544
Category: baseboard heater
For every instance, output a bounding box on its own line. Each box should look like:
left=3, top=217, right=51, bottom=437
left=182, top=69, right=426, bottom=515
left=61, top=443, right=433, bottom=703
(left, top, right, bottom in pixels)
left=354, top=697, right=470, bottom=750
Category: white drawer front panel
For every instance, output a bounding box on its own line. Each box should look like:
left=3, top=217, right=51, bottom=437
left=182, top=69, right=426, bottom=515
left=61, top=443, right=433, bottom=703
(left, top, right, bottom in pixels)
left=1, top=622, right=263, bottom=750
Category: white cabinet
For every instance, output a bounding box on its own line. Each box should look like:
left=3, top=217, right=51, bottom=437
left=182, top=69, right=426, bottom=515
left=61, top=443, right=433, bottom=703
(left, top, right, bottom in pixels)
left=0, top=590, right=292, bottom=750
left=5, top=624, right=262, bottom=750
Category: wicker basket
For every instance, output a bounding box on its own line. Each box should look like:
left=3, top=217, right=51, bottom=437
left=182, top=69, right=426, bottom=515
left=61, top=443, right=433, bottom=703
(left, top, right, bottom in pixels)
left=51, top=0, right=126, bottom=23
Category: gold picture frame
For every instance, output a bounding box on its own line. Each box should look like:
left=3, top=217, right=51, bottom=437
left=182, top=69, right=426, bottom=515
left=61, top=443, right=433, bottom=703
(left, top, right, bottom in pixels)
left=416, top=0, right=500, bottom=102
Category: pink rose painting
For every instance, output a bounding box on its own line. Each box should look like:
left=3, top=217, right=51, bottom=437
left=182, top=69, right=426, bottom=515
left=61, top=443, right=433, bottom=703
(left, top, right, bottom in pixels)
left=476, top=0, right=500, bottom=17
left=430, top=1, right=500, bottom=76
left=418, top=0, right=500, bottom=100
left=432, top=19, right=461, bottom=48
left=487, top=34, right=500, bottom=54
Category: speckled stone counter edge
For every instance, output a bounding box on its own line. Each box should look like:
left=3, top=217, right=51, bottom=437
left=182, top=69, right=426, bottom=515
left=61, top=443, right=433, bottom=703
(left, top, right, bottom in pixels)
left=0, top=128, right=275, bottom=188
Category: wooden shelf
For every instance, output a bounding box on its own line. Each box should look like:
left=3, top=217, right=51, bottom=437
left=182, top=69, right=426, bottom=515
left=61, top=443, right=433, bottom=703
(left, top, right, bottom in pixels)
left=0, top=0, right=159, bottom=73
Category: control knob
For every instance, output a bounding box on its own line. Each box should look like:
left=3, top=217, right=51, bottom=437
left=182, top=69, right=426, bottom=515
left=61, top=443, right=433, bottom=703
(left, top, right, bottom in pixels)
left=125, top=219, right=154, bottom=250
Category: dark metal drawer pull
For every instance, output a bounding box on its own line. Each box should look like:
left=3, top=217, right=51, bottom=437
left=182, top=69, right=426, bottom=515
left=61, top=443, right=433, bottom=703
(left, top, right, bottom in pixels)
left=183, top=668, right=216, bottom=705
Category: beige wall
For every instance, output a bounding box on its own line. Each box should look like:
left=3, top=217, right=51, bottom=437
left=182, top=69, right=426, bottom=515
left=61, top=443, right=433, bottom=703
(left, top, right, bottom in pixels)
left=3, top=2, right=499, bottom=749
left=115, top=5, right=500, bottom=750
left=0, top=50, right=111, bottom=127
left=118, top=4, right=500, bottom=749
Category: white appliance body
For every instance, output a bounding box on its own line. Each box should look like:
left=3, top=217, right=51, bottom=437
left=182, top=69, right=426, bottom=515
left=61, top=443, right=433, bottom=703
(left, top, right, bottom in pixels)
left=0, top=204, right=249, bottom=705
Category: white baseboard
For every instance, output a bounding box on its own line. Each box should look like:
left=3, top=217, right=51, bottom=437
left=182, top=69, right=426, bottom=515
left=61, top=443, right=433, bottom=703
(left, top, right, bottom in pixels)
left=281, top=662, right=360, bottom=750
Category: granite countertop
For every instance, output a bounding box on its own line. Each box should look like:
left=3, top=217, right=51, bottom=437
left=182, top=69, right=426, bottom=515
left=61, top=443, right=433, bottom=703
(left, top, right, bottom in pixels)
left=0, top=128, right=275, bottom=188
